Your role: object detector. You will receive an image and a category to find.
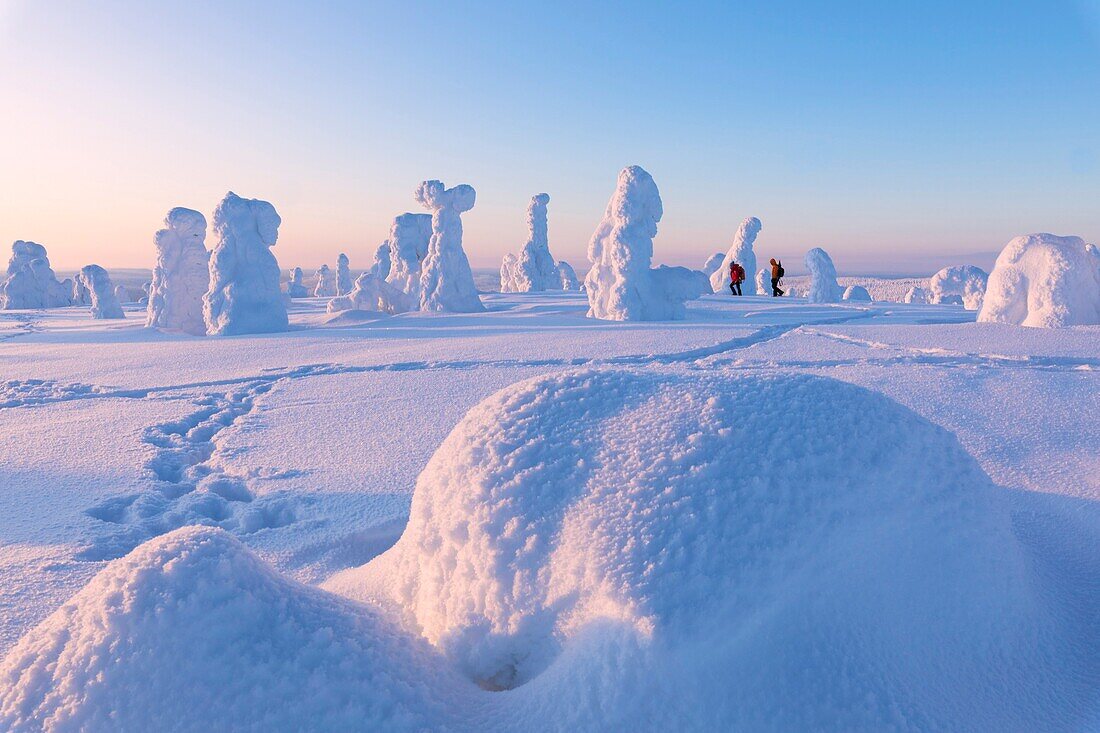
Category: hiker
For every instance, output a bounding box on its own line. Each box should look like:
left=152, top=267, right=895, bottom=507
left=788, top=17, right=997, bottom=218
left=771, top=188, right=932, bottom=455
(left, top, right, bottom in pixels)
left=729, top=260, right=744, bottom=296
left=770, top=258, right=785, bottom=297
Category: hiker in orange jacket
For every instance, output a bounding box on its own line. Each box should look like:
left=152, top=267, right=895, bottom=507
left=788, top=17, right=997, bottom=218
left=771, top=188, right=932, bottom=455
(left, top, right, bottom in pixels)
left=769, top=258, right=785, bottom=297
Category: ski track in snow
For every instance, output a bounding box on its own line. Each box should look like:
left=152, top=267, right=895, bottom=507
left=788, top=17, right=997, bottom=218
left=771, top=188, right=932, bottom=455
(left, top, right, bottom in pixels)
left=0, top=312, right=40, bottom=343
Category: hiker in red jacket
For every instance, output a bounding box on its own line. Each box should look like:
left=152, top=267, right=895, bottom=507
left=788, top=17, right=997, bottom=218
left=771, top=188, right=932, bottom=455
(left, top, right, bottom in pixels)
left=729, top=261, right=745, bottom=296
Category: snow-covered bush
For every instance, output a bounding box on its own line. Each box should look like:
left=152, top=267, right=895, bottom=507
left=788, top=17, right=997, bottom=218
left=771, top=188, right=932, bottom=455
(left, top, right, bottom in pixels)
left=504, top=193, right=560, bottom=292
left=904, top=286, right=929, bottom=304
left=702, top=252, right=725, bottom=276
left=327, top=273, right=413, bottom=315
left=929, top=265, right=987, bottom=310
left=370, top=243, right=392, bottom=280
left=286, top=267, right=309, bottom=298
left=557, top=260, right=580, bottom=290
left=710, top=217, right=761, bottom=295
left=203, top=192, right=288, bottom=336
left=416, top=180, right=485, bottom=313
left=314, top=264, right=336, bottom=297
left=585, top=166, right=708, bottom=320
left=385, top=213, right=433, bottom=298
left=804, top=247, right=843, bottom=303
left=499, top=253, right=521, bottom=292
left=76, top=265, right=124, bottom=319
left=147, top=207, right=209, bottom=335
left=977, top=233, right=1100, bottom=327
left=0, top=241, right=72, bottom=309
left=842, top=284, right=872, bottom=302
left=337, top=253, right=353, bottom=296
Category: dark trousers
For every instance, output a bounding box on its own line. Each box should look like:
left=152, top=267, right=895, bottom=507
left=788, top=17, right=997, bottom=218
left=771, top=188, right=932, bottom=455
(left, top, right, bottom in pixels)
left=771, top=278, right=784, bottom=297
left=729, top=281, right=742, bottom=296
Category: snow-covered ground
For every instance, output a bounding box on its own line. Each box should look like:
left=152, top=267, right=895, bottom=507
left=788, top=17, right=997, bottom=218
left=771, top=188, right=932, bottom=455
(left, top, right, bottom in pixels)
left=1, top=290, right=1098, bottom=730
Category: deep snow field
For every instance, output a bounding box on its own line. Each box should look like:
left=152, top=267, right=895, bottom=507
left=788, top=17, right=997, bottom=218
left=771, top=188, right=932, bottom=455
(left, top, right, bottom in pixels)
left=1, top=290, right=1099, bottom=731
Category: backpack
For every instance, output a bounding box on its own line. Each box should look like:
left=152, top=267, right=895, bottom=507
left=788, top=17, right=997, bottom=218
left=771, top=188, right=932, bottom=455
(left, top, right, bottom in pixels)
left=776, top=263, right=785, bottom=279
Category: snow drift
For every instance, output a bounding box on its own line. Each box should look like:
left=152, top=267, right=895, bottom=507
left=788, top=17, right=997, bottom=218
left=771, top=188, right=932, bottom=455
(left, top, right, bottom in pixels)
left=842, top=284, right=871, bottom=302
left=929, top=265, right=988, bottom=310
left=314, top=264, right=336, bottom=297
left=585, top=166, right=709, bottom=320
left=147, top=207, right=209, bottom=335
left=416, top=181, right=485, bottom=313
left=203, top=192, right=289, bottom=336
left=0, top=241, right=71, bottom=310
left=327, top=273, right=413, bottom=315
left=337, top=253, right=353, bottom=296
left=710, top=217, right=761, bottom=294
left=76, top=265, right=124, bottom=319
left=385, top=213, right=433, bottom=298
left=556, top=261, right=580, bottom=291
left=286, top=267, right=309, bottom=298
left=502, top=193, right=561, bottom=292
left=804, top=247, right=843, bottom=303
left=977, top=233, right=1100, bottom=328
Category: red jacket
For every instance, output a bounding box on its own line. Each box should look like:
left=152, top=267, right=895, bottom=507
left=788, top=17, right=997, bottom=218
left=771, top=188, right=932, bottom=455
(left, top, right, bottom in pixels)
left=730, top=264, right=745, bottom=283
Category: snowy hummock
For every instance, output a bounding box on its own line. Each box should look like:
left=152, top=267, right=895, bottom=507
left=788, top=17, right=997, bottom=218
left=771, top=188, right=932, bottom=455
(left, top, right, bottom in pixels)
left=314, top=264, right=336, bottom=297
left=370, top=244, right=392, bottom=280
left=929, top=265, right=988, bottom=310
left=0, top=241, right=71, bottom=310
left=385, top=213, right=433, bottom=298
left=501, top=193, right=561, bottom=292
left=842, top=284, right=872, bottom=302
left=702, top=252, right=725, bottom=276
left=977, top=233, right=1100, bottom=328
left=416, top=180, right=485, bottom=313
left=904, top=286, right=929, bottom=304
left=710, top=217, right=761, bottom=295
left=804, top=247, right=843, bottom=303
left=147, top=207, right=209, bottom=335
left=76, top=265, right=124, bottom=319
left=203, top=192, right=288, bottom=336
left=585, top=166, right=709, bottom=320
left=286, top=267, right=309, bottom=298
left=327, top=273, right=413, bottom=315
left=337, top=253, right=353, bottom=296
left=556, top=260, right=580, bottom=291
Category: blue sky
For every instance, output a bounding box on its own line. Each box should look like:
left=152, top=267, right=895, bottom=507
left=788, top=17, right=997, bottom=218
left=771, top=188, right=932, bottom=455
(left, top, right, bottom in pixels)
left=1, top=0, right=1098, bottom=274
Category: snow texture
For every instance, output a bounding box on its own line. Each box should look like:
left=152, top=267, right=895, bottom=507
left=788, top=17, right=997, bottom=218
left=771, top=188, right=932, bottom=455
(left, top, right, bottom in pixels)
left=702, top=252, right=725, bottom=276
left=585, top=166, right=708, bottom=320
left=286, top=268, right=309, bottom=298
left=0, top=241, right=71, bottom=310
left=385, top=213, right=433, bottom=298
left=147, top=207, right=210, bottom=335
left=842, top=284, right=872, bottom=302
left=416, top=181, right=485, bottom=313
left=503, top=193, right=561, bottom=292
left=710, top=217, right=761, bottom=294
left=203, top=192, right=289, bottom=336
left=977, top=233, right=1100, bottom=328
left=327, top=273, right=413, bottom=315
left=929, top=265, right=988, bottom=310
left=804, top=247, right=843, bottom=303
left=370, top=244, right=392, bottom=281
left=903, top=286, right=929, bottom=304
left=337, top=253, right=353, bottom=296
left=314, top=265, right=336, bottom=297
left=556, top=260, right=580, bottom=291
left=76, top=265, right=124, bottom=319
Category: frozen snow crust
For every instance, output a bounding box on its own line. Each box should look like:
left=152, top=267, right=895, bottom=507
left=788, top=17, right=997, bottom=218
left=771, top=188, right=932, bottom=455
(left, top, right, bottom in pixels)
left=978, top=233, right=1100, bottom=327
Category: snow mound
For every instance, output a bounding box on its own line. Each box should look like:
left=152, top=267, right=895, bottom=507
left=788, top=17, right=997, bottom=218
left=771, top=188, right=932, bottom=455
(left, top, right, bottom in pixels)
left=903, top=285, right=929, bottom=304
left=76, top=265, right=124, bottom=319
left=370, top=243, right=392, bottom=280
left=702, top=252, right=725, bottom=276
left=314, top=264, right=336, bottom=297
left=286, top=267, right=309, bottom=298
left=203, top=192, right=288, bottom=336
left=385, top=213, right=433, bottom=298
left=0, top=526, right=464, bottom=732
left=929, top=265, right=988, bottom=310
left=503, top=193, right=561, bottom=292
left=337, top=253, right=353, bottom=296
left=0, top=241, right=71, bottom=309
left=585, top=166, right=708, bottom=320
left=556, top=260, right=580, bottom=290
left=147, top=207, right=209, bottom=335
left=327, top=273, right=413, bottom=315
left=977, top=233, right=1100, bottom=327
left=710, top=216, right=761, bottom=294
left=804, top=247, right=843, bottom=303
left=416, top=180, right=485, bottom=313
left=328, top=369, right=1078, bottom=729
left=842, top=284, right=871, bottom=302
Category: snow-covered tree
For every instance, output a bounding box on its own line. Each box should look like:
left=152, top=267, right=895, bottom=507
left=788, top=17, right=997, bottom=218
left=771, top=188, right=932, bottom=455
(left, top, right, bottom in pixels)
left=903, top=286, right=929, bottom=304
left=710, top=217, right=762, bottom=295
left=71, top=276, right=90, bottom=305
left=504, top=193, right=560, bottom=292
left=585, top=166, right=709, bottom=321
left=416, top=180, right=485, bottom=313
left=336, top=253, right=353, bottom=296
left=805, top=247, right=843, bottom=303
left=147, top=207, right=209, bottom=335
left=499, top=253, right=521, bottom=292
left=369, top=243, right=392, bottom=280
left=314, top=264, right=336, bottom=297
left=114, top=284, right=129, bottom=304
left=0, top=241, right=72, bottom=309
left=385, top=213, right=433, bottom=298
left=929, top=265, right=988, bottom=310
left=286, top=267, right=309, bottom=298
left=203, top=192, right=288, bottom=335
left=842, top=285, right=872, bottom=302
left=327, top=273, right=413, bottom=315
left=755, top=268, right=769, bottom=295
left=557, top=260, right=580, bottom=290
left=702, top=252, right=725, bottom=276
left=978, top=233, right=1100, bottom=327
left=77, top=265, right=124, bottom=319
